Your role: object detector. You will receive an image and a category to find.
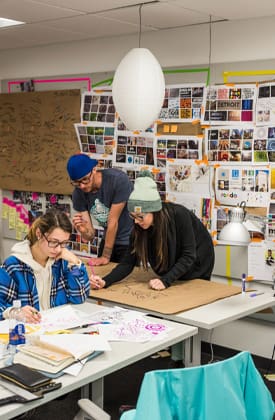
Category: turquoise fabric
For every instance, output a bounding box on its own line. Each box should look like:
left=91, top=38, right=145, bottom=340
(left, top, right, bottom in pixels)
left=120, top=352, right=274, bottom=420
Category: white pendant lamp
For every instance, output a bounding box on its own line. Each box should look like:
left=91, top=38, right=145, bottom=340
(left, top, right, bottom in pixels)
left=112, top=5, right=165, bottom=131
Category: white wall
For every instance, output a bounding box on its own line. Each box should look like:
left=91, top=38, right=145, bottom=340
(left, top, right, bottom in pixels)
left=1, top=16, right=275, bottom=79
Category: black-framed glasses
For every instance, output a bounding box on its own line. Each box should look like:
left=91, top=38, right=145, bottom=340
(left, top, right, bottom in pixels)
left=129, top=213, right=147, bottom=222
left=70, top=171, right=92, bottom=187
left=42, top=233, right=72, bottom=248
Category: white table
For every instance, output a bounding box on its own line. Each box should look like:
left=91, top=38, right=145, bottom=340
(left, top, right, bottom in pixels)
left=90, top=278, right=275, bottom=366
left=0, top=301, right=197, bottom=420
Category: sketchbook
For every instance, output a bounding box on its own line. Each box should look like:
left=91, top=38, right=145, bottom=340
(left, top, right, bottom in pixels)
left=14, top=333, right=110, bottom=374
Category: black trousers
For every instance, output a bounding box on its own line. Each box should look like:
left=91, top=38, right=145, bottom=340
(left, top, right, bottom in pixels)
left=98, top=239, right=130, bottom=263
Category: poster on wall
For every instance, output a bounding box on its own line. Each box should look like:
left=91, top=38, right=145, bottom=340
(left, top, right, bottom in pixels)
left=215, top=165, right=270, bottom=207
left=203, top=84, right=257, bottom=125
left=81, top=89, right=115, bottom=124
left=156, top=135, right=202, bottom=168
left=206, top=125, right=254, bottom=163
left=248, top=241, right=275, bottom=282
left=256, top=82, right=275, bottom=125
left=165, top=161, right=211, bottom=196
left=253, top=125, right=275, bottom=163
left=158, top=84, right=206, bottom=122
left=113, top=131, right=155, bottom=168
left=75, top=123, right=115, bottom=159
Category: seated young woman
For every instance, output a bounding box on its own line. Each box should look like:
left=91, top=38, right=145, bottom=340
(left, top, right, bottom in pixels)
left=0, top=208, right=90, bottom=322
left=90, top=171, right=215, bottom=291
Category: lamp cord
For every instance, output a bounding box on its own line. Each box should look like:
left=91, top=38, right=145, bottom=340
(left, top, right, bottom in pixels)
left=208, top=15, right=212, bottom=82
left=138, top=4, right=143, bottom=48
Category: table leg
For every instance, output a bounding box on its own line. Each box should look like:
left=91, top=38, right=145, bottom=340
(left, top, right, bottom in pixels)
left=184, top=333, right=201, bottom=367
left=90, top=378, right=104, bottom=409
left=81, top=384, right=90, bottom=399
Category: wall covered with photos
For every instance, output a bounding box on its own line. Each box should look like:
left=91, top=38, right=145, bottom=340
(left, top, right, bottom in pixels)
left=2, top=80, right=275, bottom=281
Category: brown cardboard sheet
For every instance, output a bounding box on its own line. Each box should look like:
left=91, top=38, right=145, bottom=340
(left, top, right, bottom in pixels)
left=89, top=264, right=241, bottom=315
left=0, top=89, right=80, bottom=194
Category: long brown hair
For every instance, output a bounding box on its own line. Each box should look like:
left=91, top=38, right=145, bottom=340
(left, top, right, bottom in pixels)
left=26, top=209, right=72, bottom=246
left=132, top=206, right=170, bottom=272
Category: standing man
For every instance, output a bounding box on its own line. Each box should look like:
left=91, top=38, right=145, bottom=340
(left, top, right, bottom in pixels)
left=67, top=154, right=133, bottom=266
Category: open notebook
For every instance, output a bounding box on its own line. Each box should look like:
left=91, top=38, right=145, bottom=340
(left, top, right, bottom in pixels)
left=14, top=334, right=111, bottom=374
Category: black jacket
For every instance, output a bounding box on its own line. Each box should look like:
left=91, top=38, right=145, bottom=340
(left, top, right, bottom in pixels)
left=103, top=202, right=215, bottom=287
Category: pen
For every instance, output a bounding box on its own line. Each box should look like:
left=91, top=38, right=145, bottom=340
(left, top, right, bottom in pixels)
left=80, top=321, right=111, bottom=328
left=250, top=292, right=264, bottom=298
left=242, top=273, right=246, bottom=295
left=88, top=259, right=95, bottom=277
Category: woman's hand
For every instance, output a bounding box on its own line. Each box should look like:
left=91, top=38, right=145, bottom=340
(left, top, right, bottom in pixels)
left=90, top=275, right=106, bottom=289
left=57, top=248, right=80, bottom=266
left=20, top=305, right=41, bottom=323
left=149, top=278, right=166, bottom=290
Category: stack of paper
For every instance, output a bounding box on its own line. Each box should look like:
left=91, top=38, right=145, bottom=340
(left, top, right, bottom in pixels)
left=14, top=334, right=111, bottom=374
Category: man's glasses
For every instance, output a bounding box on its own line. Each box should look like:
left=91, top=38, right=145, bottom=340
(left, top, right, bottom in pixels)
left=42, top=233, right=71, bottom=248
left=129, top=213, right=147, bottom=222
left=70, top=171, right=92, bottom=187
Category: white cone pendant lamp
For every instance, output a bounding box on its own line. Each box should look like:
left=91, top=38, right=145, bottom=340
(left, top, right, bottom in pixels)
left=112, top=47, right=165, bottom=131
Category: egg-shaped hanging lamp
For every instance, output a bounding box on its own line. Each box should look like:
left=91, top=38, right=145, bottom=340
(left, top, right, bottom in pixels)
left=112, top=47, right=165, bottom=131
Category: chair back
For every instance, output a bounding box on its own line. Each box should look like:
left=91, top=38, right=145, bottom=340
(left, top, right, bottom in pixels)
left=120, top=351, right=274, bottom=420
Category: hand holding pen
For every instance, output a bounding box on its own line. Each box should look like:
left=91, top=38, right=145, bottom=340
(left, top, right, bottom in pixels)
left=88, top=259, right=106, bottom=289
left=90, top=274, right=106, bottom=289
left=20, top=305, right=41, bottom=323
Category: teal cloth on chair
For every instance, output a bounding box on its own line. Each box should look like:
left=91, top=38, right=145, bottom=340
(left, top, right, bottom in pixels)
left=120, top=351, right=274, bottom=420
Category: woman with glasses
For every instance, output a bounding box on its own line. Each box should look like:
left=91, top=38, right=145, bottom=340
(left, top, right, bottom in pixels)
left=0, top=209, right=90, bottom=322
left=90, top=171, right=215, bottom=291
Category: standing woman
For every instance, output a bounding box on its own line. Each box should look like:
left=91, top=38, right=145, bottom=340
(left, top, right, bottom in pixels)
left=90, top=171, right=215, bottom=290
left=0, top=209, right=90, bottom=321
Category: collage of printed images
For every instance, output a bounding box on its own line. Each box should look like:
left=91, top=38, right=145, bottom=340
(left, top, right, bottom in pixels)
left=159, top=85, right=205, bottom=120
left=204, top=86, right=255, bottom=123
left=115, top=134, right=155, bottom=166
left=81, top=92, right=116, bottom=123
left=8, top=191, right=104, bottom=256
left=207, top=126, right=275, bottom=163
left=156, top=136, right=202, bottom=167
left=75, top=123, right=115, bottom=155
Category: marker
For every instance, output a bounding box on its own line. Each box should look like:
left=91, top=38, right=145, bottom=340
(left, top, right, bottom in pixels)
left=242, top=273, right=246, bottom=295
left=250, top=292, right=264, bottom=298
left=88, top=259, right=95, bottom=276
left=80, top=321, right=111, bottom=328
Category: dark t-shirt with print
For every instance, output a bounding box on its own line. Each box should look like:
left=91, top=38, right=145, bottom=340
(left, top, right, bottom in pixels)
left=72, top=168, right=133, bottom=245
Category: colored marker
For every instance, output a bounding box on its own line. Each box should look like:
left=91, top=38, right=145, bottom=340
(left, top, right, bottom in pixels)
left=250, top=292, right=264, bottom=298
left=242, top=273, right=246, bottom=295
left=81, top=321, right=111, bottom=328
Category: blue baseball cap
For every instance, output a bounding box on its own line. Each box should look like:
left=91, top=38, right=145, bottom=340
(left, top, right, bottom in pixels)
left=67, top=154, right=98, bottom=180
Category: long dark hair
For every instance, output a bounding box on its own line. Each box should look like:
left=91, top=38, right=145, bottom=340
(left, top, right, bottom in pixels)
left=132, top=205, right=170, bottom=272
left=26, top=209, right=72, bottom=246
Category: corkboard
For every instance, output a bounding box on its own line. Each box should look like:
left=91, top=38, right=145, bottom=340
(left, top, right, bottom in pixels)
left=0, top=89, right=80, bottom=194
left=89, top=264, right=241, bottom=315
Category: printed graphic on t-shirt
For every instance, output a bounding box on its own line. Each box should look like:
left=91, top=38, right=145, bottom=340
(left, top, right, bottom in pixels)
left=90, top=198, right=109, bottom=227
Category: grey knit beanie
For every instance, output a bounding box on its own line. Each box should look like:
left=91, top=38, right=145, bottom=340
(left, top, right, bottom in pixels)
left=127, top=171, right=162, bottom=213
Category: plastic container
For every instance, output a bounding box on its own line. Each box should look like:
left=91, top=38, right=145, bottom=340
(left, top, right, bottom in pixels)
left=6, top=300, right=25, bottom=365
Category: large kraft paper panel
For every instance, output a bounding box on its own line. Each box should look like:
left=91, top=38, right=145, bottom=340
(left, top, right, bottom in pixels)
left=89, top=265, right=241, bottom=314
left=0, top=89, right=80, bottom=194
